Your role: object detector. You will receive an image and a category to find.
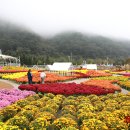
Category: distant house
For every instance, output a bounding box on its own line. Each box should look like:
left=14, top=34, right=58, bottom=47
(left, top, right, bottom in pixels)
left=46, top=62, right=73, bottom=71
left=82, top=64, right=97, bottom=70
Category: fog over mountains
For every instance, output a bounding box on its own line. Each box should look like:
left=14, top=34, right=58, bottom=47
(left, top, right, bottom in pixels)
left=0, top=20, right=130, bottom=65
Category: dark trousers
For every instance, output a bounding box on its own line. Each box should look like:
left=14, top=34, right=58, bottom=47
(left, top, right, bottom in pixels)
left=28, top=79, right=32, bottom=84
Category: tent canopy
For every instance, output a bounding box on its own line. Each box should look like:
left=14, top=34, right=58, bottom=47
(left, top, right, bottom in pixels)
left=46, top=62, right=73, bottom=71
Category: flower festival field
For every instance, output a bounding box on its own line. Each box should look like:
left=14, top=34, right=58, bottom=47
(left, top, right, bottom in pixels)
left=0, top=93, right=130, bottom=129
left=0, top=67, right=130, bottom=129
left=0, top=89, right=35, bottom=109
left=18, top=83, right=116, bottom=95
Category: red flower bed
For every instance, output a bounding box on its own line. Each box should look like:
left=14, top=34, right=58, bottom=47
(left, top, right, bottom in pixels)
left=18, top=83, right=115, bottom=95
left=18, top=84, right=37, bottom=91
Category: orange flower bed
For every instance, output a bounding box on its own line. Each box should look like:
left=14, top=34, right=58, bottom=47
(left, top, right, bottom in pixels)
left=85, top=70, right=112, bottom=77
left=15, top=72, right=77, bottom=83
left=82, top=79, right=121, bottom=91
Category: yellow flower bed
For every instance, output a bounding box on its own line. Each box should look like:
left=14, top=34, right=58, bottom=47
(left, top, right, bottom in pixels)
left=118, top=81, right=130, bottom=89
left=71, top=70, right=88, bottom=74
left=53, top=117, right=78, bottom=129
left=93, top=76, right=129, bottom=82
left=2, top=72, right=27, bottom=80
left=0, top=122, right=20, bottom=130
left=0, top=73, right=8, bottom=78
left=61, top=126, right=79, bottom=130
left=29, top=117, right=50, bottom=129
left=1, top=71, right=37, bottom=80
left=2, top=66, right=28, bottom=70
left=81, top=119, right=108, bottom=130
left=0, top=93, right=130, bottom=129
left=6, top=116, right=30, bottom=129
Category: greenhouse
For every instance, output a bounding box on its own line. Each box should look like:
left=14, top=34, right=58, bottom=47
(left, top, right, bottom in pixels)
left=0, top=53, right=20, bottom=66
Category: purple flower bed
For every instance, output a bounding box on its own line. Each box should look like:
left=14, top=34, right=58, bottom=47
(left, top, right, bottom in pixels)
left=0, top=89, right=35, bottom=109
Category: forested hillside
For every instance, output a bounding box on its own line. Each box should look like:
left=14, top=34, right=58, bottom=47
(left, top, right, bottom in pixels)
left=0, top=20, right=130, bottom=65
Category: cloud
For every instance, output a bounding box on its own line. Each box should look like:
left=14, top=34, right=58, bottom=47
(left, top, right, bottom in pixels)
left=0, top=0, right=130, bottom=39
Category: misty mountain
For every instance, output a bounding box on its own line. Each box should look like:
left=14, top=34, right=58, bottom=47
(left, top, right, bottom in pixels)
left=50, top=32, right=130, bottom=58
left=0, top=20, right=130, bottom=65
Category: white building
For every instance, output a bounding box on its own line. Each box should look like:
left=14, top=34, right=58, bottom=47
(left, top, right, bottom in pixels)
left=46, top=62, right=73, bottom=71
left=82, top=64, right=97, bottom=70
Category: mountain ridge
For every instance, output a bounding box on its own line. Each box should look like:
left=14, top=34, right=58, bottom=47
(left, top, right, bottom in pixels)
left=0, top=20, right=130, bottom=65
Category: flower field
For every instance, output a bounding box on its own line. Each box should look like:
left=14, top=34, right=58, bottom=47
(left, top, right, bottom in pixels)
left=118, top=81, right=130, bottom=90
left=0, top=69, right=114, bottom=84
left=0, top=66, right=29, bottom=73
left=0, top=67, right=130, bottom=129
left=1, top=71, right=79, bottom=83
left=81, top=80, right=121, bottom=91
left=92, top=75, right=129, bottom=82
left=73, top=70, right=112, bottom=78
left=18, top=83, right=115, bottom=95
left=0, top=93, right=130, bottom=129
left=0, top=89, right=35, bottom=109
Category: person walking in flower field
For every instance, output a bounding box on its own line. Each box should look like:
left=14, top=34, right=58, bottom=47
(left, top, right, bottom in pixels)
left=27, top=69, right=33, bottom=84
left=40, top=70, right=46, bottom=84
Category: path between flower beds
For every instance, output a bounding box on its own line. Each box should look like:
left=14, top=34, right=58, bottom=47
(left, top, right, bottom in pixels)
left=0, top=78, right=129, bottom=94
left=0, top=81, right=14, bottom=90
left=0, top=79, right=20, bottom=90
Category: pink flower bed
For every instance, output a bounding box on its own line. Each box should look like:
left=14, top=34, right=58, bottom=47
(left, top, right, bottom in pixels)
left=0, top=89, right=35, bottom=109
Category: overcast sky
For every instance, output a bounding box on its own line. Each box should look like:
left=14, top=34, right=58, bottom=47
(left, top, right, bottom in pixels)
left=0, top=0, right=130, bottom=39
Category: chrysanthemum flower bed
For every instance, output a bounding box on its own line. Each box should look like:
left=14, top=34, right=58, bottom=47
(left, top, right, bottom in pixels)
left=76, top=70, right=112, bottom=78
left=0, top=93, right=130, bottom=129
left=1, top=72, right=78, bottom=83
left=0, top=89, right=35, bottom=109
left=92, top=76, right=129, bottom=82
left=18, top=83, right=116, bottom=95
left=82, top=80, right=121, bottom=91
left=118, top=81, right=130, bottom=90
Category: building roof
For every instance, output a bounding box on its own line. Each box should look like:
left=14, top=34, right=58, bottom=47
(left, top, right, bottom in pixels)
left=47, top=62, right=73, bottom=71
left=0, top=54, right=17, bottom=60
left=82, top=64, right=97, bottom=70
